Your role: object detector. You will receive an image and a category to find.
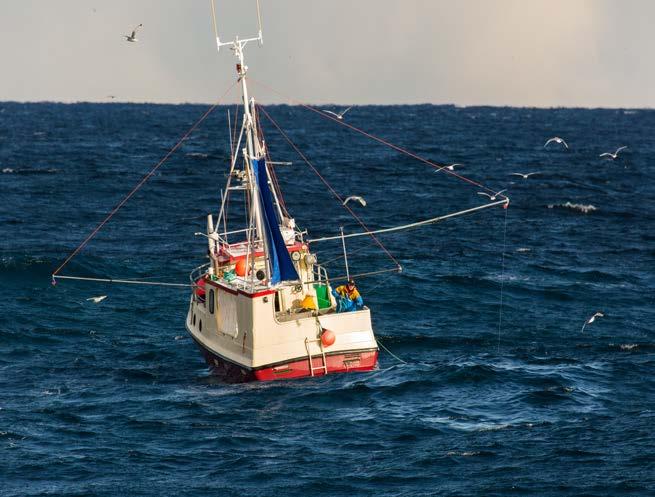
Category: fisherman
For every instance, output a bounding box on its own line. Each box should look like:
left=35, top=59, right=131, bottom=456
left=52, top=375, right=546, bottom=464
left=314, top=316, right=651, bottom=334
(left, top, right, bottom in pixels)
left=331, top=279, right=363, bottom=312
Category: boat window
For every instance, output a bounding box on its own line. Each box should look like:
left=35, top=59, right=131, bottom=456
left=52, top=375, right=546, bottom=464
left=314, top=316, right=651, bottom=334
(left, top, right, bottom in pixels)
left=274, top=291, right=281, bottom=313
left=209, top=290, right=215, bottom=314
left=193, top=314, right=196, bottom=326
left=199, top=319, right=203, bottom=332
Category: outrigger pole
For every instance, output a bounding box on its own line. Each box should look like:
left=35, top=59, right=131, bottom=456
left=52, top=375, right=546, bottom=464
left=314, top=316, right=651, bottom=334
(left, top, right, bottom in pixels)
left=308, top=199, right=509, bottom=243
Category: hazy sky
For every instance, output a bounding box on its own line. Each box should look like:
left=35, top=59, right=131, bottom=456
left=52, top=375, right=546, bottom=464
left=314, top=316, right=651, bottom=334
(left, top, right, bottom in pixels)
left=1, top=0, right=654, bottom=107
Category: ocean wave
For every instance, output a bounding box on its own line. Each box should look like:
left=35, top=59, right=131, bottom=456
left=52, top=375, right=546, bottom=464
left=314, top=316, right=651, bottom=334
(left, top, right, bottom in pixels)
left=1, top=167, right=59, bottom=175
left=547, top=202, right=597, bottom=214
left=446, top=450, right=495, bottom=457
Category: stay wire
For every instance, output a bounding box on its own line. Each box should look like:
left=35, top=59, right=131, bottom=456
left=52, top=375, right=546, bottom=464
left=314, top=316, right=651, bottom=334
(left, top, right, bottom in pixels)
left=52, top=82, right=237, bottom=278
left=248, top=77, right=505, bottom=198
left=256, top=104, right=402, bottom=270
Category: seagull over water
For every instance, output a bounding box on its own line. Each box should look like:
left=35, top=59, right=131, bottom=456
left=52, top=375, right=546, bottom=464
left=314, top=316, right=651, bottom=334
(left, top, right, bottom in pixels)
left=510, top=171, right=541, bottom=179
left=86, top=295, right=108, bottom=304
left=600, top=146, right=627, bottom=160
left=544, top=136, right=569, bottom=149
left=343, top=195, right=367, bottom=207
left=581, top=311, right=604, bottom=332
left=323, top=107, right=352, bottom=120
left=435, top=163, right=463, bottom=172
left=477, top=189, right=507, bottom=201
left=124, top=24, right=142, bottom=43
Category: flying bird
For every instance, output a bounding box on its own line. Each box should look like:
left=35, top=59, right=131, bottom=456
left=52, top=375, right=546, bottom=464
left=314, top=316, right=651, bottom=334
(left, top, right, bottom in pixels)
left=509, top=172, right=541, bottom=179
left=477, top=189, right=507, bottom=201
left=599, top=146, right=627, bottom=160
left=323, top=107, right=352, bottom=120
left=343, top=195, right=367, bottom=207
left=544, top=137, right=569, bottom=149
left=581, top=311, right=604, bottom=333
left=86, top=295, right=108, bottom=304
left=435, top=163, right=463, bottom=172
left=124, top=24, right=143, bottom=43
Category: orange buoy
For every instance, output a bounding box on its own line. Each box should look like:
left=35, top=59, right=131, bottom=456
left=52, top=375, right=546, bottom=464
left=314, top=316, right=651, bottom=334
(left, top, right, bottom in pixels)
left=321, top=329, right=336, bottom=347
left=235, top=259, right=248, bottom=277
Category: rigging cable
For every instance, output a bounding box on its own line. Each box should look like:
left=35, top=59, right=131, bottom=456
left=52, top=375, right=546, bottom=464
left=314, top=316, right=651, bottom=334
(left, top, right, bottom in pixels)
left=52, top=81, right=238, bottom=282
left=497, top=205, right=509, bottom=353
left=248, top=78, right=506, bottom=199
left=257, top=104, right=402, bottom=272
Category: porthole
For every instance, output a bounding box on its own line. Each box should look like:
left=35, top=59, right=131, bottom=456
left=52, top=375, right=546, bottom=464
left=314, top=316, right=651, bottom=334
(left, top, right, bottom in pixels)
left=193, top=314, right=196, bottom=326
left=199, top=320, right=203, bottom=332
left=209, top=290, right=215, bottom=315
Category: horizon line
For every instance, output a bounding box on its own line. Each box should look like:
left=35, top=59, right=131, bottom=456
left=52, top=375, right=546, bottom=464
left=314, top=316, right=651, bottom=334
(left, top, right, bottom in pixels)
left=0, top=99, right=653, bottom=111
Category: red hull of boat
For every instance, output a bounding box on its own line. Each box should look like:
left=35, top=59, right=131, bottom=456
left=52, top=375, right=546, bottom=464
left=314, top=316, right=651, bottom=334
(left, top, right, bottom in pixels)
left=194, top=338, right=378, bottom=382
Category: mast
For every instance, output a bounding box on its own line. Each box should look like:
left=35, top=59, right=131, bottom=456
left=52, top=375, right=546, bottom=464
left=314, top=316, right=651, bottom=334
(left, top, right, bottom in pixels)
left=212, top=2, right=272, bottom=285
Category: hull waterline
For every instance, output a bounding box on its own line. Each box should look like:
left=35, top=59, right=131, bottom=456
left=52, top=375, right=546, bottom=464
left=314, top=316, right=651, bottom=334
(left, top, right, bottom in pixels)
left=192, top=334, right=378, bottom=382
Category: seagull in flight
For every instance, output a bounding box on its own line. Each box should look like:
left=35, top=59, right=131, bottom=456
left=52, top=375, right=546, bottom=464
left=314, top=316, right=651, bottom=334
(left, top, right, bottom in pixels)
left=323, top=107, right=352, bottom=120
left=544, top=137, right=569, bottom=149
left=343, top=195, right=367, bottom=207
left=600, top=146, right=627, bottom=160
left=509, top=171, right=541, bottom=179
left=435, top=163, right=463, bottom=172
left=581, top=311, right=604, bottom=333
left=124, top=24, right=142, bottom=43
left=86, top=295, right=108, bottom=304
left=477, top=190, right=507, bottom=201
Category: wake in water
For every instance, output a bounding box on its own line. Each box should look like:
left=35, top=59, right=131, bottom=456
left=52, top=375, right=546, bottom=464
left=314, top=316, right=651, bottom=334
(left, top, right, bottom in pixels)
left=547, top=201, right=598, bottom=214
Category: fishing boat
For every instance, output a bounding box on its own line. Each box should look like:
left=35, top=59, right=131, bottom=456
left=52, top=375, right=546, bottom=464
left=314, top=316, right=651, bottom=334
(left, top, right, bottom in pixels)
left=185, top=7, right=382, bottom=382
left=51, top=1, right=509, bottom=382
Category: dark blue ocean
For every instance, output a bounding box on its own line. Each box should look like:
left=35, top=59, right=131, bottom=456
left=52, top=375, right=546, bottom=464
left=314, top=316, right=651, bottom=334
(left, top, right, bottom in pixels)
left=1, top=102, right=654, bottom=496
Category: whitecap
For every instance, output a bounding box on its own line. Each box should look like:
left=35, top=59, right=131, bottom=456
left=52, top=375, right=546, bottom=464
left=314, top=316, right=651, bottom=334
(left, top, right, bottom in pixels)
left=2, top=168, right=14, bottom=173
left=516, top=247, right=531, bottom=253
left=547, top=202, right=597, bottom=214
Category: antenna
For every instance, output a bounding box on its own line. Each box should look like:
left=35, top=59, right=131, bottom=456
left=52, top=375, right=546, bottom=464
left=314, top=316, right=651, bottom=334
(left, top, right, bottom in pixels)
left=210, top=0, right=220, bottom=52
left=209, top=0, right=264, bottom=54
left=255, top=0, right=264, bottom=46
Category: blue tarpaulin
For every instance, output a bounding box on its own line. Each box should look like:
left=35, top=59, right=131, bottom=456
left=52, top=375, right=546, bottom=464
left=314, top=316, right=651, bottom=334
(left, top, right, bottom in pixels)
left=253, top=158, right=299, bottom=284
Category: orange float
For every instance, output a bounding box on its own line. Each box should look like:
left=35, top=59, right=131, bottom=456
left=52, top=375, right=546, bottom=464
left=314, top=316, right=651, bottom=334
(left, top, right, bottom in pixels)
left=321, top=329, right=336, bottom=347
left=235, top=259, right=248, bottom=276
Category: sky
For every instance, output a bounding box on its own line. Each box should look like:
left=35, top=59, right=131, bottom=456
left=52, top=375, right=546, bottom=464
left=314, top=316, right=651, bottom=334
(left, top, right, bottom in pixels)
left=1, top=0, right=654, bottom=107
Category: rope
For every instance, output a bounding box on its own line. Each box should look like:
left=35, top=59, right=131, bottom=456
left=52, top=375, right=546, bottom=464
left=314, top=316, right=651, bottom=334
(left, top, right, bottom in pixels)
left=362, top=271, right=396, bottom=296
left=257, top=104, right=402, bottom=270
left=377, top=338, right=408, bottom=365
left=52, top=82, right=237, bottom=278
left=496, top=206, right=509, bottom=353
left=248, top=78, right=504, bottom=197
left=306, top=267, right=400, bottom=286
left=52, top=275, right=190, bottom=288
